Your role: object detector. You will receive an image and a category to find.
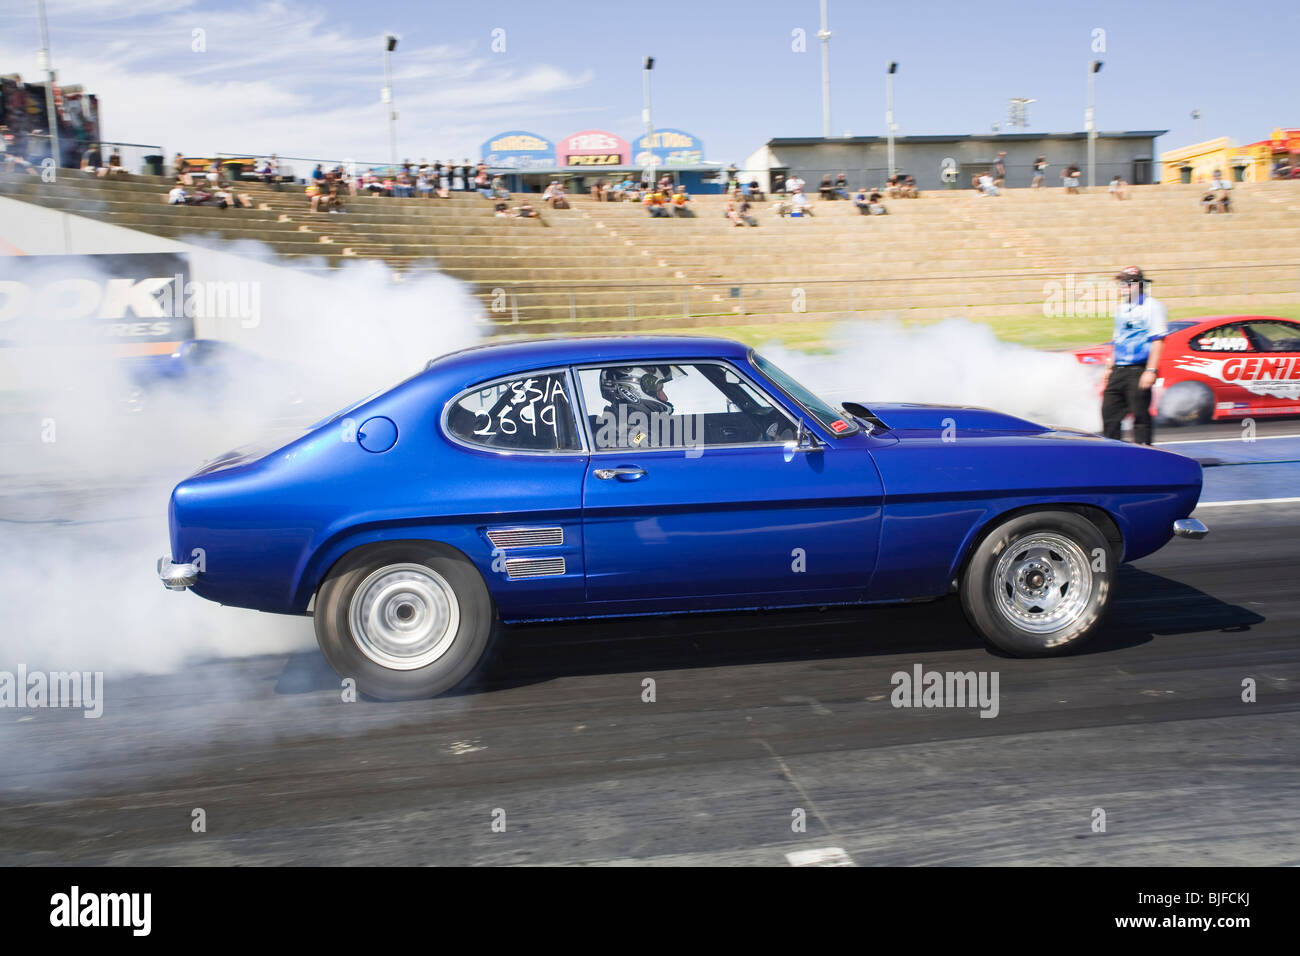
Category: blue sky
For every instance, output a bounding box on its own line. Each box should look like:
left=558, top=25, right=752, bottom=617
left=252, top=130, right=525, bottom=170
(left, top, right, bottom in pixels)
left=1, top=0, right=1295, bottom=165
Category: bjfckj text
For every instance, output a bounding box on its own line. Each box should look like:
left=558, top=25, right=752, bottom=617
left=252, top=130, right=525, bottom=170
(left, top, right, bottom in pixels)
left=1138, top=892, right=1250, bottom=908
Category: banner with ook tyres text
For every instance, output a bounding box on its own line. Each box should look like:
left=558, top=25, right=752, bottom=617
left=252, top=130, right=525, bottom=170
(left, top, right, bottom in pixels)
left=0, top=253, right=194, bottom=349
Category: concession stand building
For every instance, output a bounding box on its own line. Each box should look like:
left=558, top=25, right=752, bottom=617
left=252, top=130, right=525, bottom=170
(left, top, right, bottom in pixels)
left=482, top=127, right=723, bottom=193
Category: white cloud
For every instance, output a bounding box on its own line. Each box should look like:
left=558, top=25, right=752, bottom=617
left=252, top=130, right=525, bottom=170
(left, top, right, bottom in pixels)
left=0, top=0, right=600, bottom=161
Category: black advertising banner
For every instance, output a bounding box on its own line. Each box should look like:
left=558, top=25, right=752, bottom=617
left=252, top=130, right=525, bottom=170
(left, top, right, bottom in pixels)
left=0, top=253, right=193, bottom=347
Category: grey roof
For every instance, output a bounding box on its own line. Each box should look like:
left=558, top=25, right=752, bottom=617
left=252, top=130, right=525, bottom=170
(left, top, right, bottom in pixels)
left=767, top=130, right=1167, bottom=146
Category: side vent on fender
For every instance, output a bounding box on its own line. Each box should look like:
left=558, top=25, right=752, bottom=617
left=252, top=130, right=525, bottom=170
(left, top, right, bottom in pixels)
left=504, top=556, right=566, bottom=579
left=487, top=527, right=564, bottom=549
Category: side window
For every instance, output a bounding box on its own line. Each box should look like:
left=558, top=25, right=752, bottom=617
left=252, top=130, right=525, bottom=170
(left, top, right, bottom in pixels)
left=1244, top=321, right=1300, bottom=353
left=447, top=371, right=581, bottom=452
left=1190, top=324, right=1252, bottom=353
left=578, top=362, right=796, bottom=451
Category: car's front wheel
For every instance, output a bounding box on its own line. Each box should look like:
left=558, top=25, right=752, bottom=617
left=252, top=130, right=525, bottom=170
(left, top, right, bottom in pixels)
left=314, top=542, right=498, bottom=699
left=960, top=510, right=1114, bottom=656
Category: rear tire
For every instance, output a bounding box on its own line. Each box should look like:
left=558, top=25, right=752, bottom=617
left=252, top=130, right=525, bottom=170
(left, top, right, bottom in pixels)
left=960, top=511, right=1114, bottom=656
left=1157, top=380, right=1214, bottom=426
left=314, top=542, right=498, bottom=700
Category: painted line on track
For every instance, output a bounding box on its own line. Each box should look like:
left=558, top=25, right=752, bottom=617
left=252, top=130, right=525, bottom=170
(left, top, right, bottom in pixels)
left=1195, top=496, right=1300, bottom=508
left=1157, top=433, right=1300, bottom=446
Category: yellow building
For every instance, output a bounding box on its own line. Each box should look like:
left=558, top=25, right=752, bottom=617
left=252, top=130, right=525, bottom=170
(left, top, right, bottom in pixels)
left=1159, top=137, right=1268, bottom=184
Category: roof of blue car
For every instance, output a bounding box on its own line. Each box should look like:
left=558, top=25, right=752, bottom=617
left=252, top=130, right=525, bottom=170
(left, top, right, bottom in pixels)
left=429, top=334, right=752, bottom=383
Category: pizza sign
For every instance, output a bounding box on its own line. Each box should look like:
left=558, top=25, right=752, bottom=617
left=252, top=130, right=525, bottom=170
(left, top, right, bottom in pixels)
left=558, top=130, right=630, bottom=167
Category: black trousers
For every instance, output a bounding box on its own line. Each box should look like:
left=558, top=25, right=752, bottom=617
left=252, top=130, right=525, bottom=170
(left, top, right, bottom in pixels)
left=1102, top=364, right=1154, bottom=444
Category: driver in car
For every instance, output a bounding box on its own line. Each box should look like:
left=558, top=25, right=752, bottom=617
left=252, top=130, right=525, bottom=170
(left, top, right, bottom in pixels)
left=598, top=366, right=677, bottom=448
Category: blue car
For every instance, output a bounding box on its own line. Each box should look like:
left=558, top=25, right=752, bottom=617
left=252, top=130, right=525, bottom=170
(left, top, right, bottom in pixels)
left=158, top=335, right=1208, bottom=699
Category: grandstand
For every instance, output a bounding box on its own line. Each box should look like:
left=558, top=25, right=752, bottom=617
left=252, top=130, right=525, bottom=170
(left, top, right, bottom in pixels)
left=2, top=168, right=1296, bottom=344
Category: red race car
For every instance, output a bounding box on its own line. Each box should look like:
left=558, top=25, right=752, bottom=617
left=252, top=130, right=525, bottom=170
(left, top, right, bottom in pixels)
left=1073, top=314, right=1300, bottom=425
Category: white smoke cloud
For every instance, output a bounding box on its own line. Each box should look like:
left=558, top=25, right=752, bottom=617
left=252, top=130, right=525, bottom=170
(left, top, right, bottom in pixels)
left=0, top=246, right=485, bottom=677
left=763, top=318, right=1102, bottom=432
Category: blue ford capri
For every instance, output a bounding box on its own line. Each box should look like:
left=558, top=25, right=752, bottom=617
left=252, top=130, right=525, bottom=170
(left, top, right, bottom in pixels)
left=158, top=335, right=1207, bottom=699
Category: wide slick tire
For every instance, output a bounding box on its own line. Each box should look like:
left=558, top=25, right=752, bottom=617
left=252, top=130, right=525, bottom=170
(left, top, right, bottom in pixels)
left=314, top=542, right=498, bottom=700
left=1156, top=380, right=1214, bottom=425
left=960, top=510, right=1114, bottom=656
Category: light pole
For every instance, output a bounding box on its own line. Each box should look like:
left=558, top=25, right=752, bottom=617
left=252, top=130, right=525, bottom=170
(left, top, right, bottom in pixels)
left=382, top=34, right=399, bottom=174
left=886, top=61, right=898, bottom=179
left=818, top=0, right=832, bottom=139
left=36, top=0, right=61, bottom=168
left=642, top=56, right=656, bottom=185
left=1086, top=59, right=1102, bottom=189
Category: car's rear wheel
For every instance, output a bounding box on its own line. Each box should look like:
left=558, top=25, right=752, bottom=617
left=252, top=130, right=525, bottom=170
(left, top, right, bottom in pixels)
left=1157, top=380, right=1214, bottom=425
left=960, top=511, right=1114, bottom=656
left=314, top=542, right=498, bottom=700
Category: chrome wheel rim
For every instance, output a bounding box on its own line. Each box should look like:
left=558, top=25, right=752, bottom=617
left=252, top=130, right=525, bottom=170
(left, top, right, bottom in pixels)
left=993, top=532, right=1092, bottom=635
left=348, top=563, right=460, bottom=670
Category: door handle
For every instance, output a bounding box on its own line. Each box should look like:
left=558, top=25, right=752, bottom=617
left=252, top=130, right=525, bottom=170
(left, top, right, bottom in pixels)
left=594, top=466, right=647, bottom=481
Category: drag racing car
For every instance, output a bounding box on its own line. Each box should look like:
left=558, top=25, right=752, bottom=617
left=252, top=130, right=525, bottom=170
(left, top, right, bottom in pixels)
left=1074, top=314, right=1300, bottom=424
left=159, top=336, right=1207, bottom=699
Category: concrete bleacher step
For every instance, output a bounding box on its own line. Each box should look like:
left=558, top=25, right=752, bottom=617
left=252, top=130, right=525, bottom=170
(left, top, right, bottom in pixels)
left=5, top=168, right=1298, bottom=328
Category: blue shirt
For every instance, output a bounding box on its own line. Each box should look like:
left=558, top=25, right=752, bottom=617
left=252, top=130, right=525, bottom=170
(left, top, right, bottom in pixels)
left=1112, top=294, right=1169, bottom=365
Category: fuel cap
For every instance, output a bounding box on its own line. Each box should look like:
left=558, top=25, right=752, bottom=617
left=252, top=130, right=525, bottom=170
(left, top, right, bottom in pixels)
left=357, top=416, right=397, bottom=453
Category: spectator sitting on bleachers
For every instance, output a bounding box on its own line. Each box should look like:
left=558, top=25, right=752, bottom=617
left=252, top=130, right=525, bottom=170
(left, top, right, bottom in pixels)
left=1203, top=170, right=1232, bottom=213
left=306, top=181, right=325, bottom=211
left=172, top=152, right=187, bottom=180
left=189, top=187, right=228, bottom=208
left=832, top=173, right=850, bottom=200
left=324, top=180, right=345, bottom=213
left=771, top=171, right=787, bottom=195
left=901, top=176, right=918, bottom=197
left=786, top=174, right=805, bottom=195
left=670, top=188, right=693, bottom=217
left=513, top=199, right=538, bottom=218
left=854, top=190, right=870, bottom=214
left=494, top=201, right=510, bottom=217
left=590, top=179, right=607, bottom=201
left=977, top=171, right=1000, bottom=197
left=1061, top=164, right=1081, bottom=194
left=819, top=175, right=836, bottom=200
left=867, top=190, right=888, bottom=215
left=747, top=179, right=766, bottom=202
left=166, top=182, right=189, bottom=205
left=1108, top=174, right=1130, bottom=200
left=644, top=189, right=670, bottom=217
left=215, top=186, right=254, bottom=209
left=725, top=191, right=756, bottom=226
left=789, top=188, right=814, bottom=217
left=543, top=181, right=570, bottom=209
left=80, top=143, right=103, bottom=175
left=100, top=149, right=126, bottom=178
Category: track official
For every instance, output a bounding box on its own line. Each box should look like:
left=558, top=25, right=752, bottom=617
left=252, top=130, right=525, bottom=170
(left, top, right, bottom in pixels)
left=1103, top=266, right=1168, bottom=445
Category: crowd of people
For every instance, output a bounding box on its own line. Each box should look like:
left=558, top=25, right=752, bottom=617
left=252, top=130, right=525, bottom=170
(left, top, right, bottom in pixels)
left=166, top=156, right=254, bottom=208
left=144, top=143, right=1297, bottom=225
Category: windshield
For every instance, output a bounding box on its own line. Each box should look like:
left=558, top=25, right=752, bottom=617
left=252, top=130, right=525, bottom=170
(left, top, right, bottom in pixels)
left=750, top=350, right=860, bottom=437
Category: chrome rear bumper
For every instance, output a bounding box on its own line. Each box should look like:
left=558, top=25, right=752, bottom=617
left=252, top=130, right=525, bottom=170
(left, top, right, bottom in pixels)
left=157, top=555, right=200, bottom=590
left=1172, top=518, right=1209, bottom=540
